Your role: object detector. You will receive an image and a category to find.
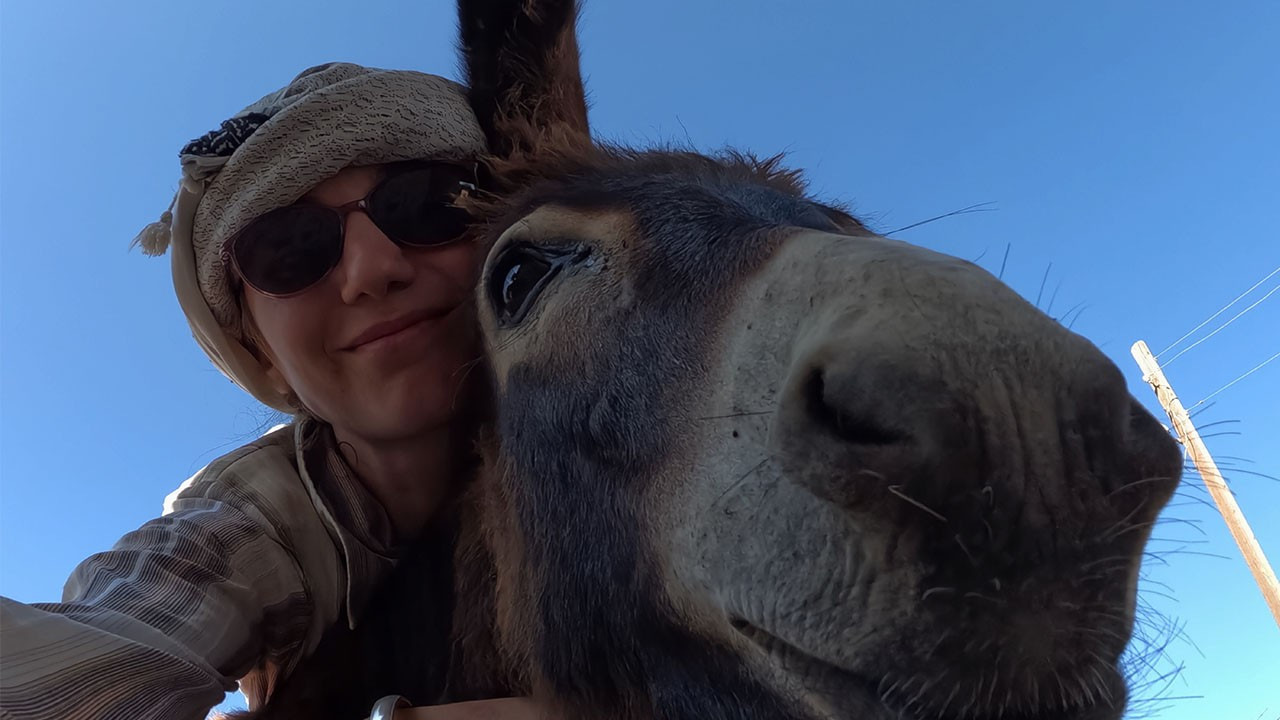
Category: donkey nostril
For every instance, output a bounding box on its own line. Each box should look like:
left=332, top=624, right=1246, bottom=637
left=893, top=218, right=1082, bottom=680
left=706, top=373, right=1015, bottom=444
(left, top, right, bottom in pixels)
left=804, top=369, right=904, bottom=446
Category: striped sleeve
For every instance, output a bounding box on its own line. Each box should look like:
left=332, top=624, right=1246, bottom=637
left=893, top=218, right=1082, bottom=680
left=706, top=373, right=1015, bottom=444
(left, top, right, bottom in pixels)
left=0, top=425, right=354, bottom=720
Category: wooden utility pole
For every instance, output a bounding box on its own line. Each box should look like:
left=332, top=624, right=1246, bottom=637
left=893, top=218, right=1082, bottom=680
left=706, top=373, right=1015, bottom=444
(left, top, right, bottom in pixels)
left=1131, top=340, right=1280, bottom=628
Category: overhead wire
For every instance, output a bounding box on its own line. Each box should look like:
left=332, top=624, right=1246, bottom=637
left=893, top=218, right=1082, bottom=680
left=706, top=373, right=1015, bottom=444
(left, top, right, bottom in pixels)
left=1156, top=265, right=1280, bottom=359
left=1162, top=284, right=1279, bottom=367
left=1187, top=351, right=1280, bottom=411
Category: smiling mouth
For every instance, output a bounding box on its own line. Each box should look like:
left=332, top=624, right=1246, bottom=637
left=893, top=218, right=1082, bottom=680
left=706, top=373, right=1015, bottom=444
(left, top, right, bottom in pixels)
left=345, top=306, right=456, bottom=351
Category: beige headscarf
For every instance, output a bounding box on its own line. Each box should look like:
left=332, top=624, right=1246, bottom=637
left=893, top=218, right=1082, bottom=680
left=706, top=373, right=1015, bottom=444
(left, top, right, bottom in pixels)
left=134, top=62, right=487, bottom=412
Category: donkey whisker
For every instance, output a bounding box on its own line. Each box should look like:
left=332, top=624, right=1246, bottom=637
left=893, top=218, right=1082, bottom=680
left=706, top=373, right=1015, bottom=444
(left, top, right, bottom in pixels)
left=887, top=484, right=948, bottom=522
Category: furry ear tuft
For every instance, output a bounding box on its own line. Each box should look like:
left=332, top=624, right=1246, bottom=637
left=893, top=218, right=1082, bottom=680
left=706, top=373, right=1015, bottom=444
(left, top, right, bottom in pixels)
left=457, top=0, right=591, bottom=160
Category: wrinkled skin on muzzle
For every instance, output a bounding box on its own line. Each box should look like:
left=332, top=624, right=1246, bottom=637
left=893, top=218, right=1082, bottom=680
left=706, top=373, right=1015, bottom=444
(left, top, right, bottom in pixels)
left=672, top=229, right=1182, bottom=719
left=475, top=181, right=1181, bottom=720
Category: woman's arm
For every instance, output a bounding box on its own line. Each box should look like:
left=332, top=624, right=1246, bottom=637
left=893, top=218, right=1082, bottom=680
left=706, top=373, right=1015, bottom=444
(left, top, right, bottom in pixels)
left=0, top=432, right=350, bottom=720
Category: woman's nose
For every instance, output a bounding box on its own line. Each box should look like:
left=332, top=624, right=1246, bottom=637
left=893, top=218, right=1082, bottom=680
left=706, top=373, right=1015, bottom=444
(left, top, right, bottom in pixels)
left=335, top=212, right=415, bottom=304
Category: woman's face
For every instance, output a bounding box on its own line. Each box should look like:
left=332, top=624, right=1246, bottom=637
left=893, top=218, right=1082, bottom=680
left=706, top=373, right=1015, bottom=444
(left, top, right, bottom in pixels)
left=243, top=164, right=482, bottom=443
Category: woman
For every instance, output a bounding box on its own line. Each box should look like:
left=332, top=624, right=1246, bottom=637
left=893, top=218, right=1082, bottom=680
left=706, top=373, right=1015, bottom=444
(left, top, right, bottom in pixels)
left=0, top=63, right=540, bottom=720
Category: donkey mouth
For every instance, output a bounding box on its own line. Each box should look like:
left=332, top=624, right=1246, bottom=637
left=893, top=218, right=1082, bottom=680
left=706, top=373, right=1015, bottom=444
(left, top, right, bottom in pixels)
left=729, top=618, right=889, bottom=718
left=729, top=618, right=1120, bottom=720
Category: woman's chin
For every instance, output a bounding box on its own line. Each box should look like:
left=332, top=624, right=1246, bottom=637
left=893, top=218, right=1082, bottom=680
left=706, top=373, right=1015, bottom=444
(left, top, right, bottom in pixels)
left=355, top=368, right=480, bottom=441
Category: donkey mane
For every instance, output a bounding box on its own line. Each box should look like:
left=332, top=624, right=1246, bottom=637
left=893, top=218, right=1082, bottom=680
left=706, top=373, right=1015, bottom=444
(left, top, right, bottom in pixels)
left=467, top=145, right=867, bottom=242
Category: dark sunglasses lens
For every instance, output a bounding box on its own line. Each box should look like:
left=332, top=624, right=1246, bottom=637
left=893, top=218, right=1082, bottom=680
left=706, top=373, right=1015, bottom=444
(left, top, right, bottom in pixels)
left=234, top=207, right=342, bottom=295
left=367, top=166, right=473, bottom=247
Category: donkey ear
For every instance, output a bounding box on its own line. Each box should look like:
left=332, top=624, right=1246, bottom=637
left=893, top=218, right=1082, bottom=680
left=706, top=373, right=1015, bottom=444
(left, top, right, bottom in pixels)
left=457, top=0, right=590, bottom=159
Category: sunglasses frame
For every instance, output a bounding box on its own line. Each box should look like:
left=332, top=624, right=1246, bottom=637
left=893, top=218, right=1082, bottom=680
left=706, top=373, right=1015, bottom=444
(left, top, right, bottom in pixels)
left=222, top=160, right=480, bottom=299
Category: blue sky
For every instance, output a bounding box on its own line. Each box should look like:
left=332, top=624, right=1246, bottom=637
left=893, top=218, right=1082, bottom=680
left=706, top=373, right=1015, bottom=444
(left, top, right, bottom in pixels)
left=2, top=1, right=1276, bottom=718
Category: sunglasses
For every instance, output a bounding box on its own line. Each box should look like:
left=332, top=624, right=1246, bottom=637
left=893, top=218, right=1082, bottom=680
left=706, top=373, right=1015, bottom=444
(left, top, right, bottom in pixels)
left=223, top=161, right=479, bottom=297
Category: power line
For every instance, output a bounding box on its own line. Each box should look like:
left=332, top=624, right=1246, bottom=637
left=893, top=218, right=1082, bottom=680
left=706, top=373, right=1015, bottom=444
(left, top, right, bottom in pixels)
left=1163, top=284, right=1279, bottom=367
left=1188, top=350, right=1280, bottom=411
left=1156, top=265, right=1280, bottom=358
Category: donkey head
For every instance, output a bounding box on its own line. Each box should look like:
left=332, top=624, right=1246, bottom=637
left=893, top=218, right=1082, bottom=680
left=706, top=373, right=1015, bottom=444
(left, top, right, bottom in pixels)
left=457, top=2, right=1182, bottom=719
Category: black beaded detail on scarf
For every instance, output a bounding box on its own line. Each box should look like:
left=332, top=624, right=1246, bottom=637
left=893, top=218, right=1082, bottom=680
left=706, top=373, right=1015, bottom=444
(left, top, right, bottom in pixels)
left=180, top=112, right=273, bottom=158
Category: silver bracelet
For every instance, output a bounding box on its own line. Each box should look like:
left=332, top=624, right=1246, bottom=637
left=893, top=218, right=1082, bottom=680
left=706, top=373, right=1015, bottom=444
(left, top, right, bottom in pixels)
left=369, top=694, right=411, bottom=720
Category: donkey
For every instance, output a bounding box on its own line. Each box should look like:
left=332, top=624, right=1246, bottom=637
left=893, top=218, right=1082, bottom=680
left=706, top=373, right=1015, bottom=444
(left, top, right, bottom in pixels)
left=241, top=1, right=1183, bottom=718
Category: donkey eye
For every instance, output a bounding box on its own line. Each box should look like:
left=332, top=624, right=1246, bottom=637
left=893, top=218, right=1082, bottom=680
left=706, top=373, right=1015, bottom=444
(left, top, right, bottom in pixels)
left=488, top=244, right=572, bottom=326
